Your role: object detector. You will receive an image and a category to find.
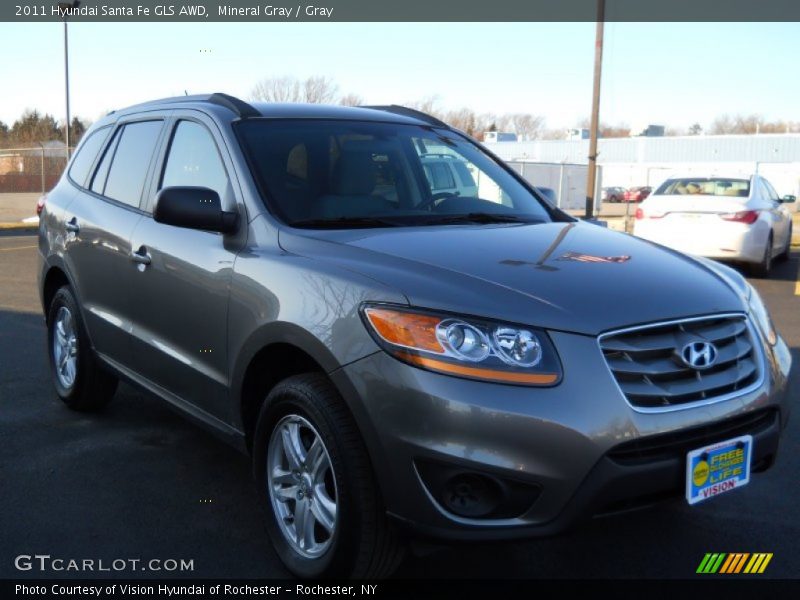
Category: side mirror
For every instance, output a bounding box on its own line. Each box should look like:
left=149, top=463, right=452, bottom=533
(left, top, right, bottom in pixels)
left=536, top=187, right=557, bottom=204
left=154, top=187, right=238, bottom=233
left=781, top=194, right=796, bottom=204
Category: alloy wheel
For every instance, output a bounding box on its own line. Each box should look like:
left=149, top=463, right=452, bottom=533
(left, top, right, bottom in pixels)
left=52, top=306, right=78, bottom=389
left=267, top=414, right=338, bottom=558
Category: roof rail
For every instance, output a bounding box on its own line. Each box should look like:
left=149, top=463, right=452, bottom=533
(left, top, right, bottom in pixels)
left=207, top=93, right=260, bottom=119
left=112, top=93, right=260, bottom=119
left=362, top=104, right=448, bottom=128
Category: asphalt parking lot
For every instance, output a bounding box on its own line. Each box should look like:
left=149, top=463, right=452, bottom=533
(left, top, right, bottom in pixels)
left=1, top=232, right=798, bottom=579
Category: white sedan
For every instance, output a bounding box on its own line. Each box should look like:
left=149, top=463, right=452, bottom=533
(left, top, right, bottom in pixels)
left=633, top=173, right=795, bottom=277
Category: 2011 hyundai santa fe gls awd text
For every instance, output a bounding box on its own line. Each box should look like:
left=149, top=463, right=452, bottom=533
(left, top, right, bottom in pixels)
left=37, top=94, right=792, bottom=578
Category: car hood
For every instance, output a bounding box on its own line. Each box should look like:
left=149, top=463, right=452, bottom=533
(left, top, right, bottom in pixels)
left=279, top=221, right=747, bottom=336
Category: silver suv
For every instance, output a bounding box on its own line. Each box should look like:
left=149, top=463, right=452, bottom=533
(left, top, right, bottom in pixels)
left=38, top=94, right=791, bottom=578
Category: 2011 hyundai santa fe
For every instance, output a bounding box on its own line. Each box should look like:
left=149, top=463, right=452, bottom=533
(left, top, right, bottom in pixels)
left=38, top=94, right=792, bottom=578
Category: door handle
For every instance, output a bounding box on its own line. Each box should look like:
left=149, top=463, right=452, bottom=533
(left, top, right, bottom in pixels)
left=130, top=246, right=152, bottom=266
left=65, top=217, right=79, bottom=234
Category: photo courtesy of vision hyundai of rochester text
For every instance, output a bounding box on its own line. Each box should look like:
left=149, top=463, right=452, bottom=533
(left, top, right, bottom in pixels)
left=37, top=94, right=792, bottom=578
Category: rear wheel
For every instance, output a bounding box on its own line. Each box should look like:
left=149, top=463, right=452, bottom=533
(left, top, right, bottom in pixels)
left=47, top=286, right=118, bottom=411
left=777, top=224, right=792, bottom=261
left=253, top=373, right=404, bottom=578
left=751, top=234, right=773, bottom=278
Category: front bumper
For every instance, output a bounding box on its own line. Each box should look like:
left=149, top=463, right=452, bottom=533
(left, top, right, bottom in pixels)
left=331, top=327, right=791, bottom=541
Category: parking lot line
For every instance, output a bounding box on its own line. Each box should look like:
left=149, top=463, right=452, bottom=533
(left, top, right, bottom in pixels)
left=0, top=245, right=36, bottom=252
left=796, top=261, right=800, bottom=296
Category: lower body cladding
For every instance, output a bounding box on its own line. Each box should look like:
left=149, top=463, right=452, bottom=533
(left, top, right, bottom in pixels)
left=635, top=219, right=770, bottom=264
left=332, top=328, right=791, bottom=541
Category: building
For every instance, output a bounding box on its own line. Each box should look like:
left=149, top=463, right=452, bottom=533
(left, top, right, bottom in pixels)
left=483, top=131, right=518, bottom=143
left=487, top=133, right=800, bottom=210
left=485, top=133, right=800, bottom=202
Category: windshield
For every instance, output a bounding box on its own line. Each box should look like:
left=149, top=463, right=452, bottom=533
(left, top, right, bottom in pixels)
left=654, top=178, right=750, bottom=197
left=237, top=119, right=555, bottom=228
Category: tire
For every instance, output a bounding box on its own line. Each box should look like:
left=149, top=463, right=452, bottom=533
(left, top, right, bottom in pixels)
left=777, top=224, right=792, bottom=262
left=47, top=286, right=118, bottom=411
left=750, top=234, right=773, bottom=279
left=253, top=373, right=405, bottom=579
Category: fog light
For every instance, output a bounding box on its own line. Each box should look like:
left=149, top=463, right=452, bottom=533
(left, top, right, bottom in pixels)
left=416, top=460, right=542, bottom=519
left=441, top=473, right=502, bottom=518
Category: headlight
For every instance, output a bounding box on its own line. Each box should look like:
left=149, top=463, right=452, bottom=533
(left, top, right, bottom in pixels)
left=361, top=304, right=561, bottom=385
left=747, top=283, right=777, bottom=346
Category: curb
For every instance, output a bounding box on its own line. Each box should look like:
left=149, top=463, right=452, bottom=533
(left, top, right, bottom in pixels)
left=0, top=222, right=38, bottom=232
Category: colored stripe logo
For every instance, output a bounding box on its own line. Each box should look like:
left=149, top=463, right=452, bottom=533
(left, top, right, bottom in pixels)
left=697, top=553, right=773, bottom=574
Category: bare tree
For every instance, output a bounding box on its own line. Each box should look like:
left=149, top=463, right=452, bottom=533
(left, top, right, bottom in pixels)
left=339, top=93, right=364, bottom=107
left=709, top=114, right=800, bottom=135
left=540, top=128, right=567, bottom=140
left=250, top=76, right=302, bottom=103
left=443, top=108, right=483, bottom=136
left=303, top=76, right=339, bottom=104
left=407, top=96, right=443, bottom=119
left=709, top=113, right=761, bottom=135
left=510, top=113, right=545, bottom=140
left=250, top=75, right=339, bottom=104
left=576, top=117, right=630, bottom=138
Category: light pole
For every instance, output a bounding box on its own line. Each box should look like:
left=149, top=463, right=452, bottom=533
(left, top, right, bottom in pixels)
left=585, top=0, right=604, bottom=219
left=58, top=1, right=80, bottom=157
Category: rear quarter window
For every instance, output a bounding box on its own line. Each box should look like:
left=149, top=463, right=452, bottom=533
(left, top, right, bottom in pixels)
left=67, top=127, right=110, bottom=187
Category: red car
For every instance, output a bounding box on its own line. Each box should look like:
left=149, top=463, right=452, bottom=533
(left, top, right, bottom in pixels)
left=623, top=186, right=652, bottom=202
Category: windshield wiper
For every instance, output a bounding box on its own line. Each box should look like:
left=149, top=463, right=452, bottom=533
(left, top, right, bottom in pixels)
left=421, top=213, right=541, bottom=225
left=289, top=216, right=404, bottom=229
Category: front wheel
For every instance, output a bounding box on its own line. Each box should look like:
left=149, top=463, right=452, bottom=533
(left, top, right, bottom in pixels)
left=777, top=224, right=792, bottom=261
left=253, top=373, right=404, bottom=578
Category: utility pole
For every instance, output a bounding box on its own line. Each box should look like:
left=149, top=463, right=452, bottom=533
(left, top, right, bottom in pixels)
left=585, top=0, right=604, bottom=219
left=58, top=1, right=80, bottom=156
left=63, top=18, right=71, bottom=154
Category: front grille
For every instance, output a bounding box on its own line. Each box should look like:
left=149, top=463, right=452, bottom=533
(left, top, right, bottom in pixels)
left=599, top=315, right=761, bottom=409
left=607, top=408, right=777, bottom=465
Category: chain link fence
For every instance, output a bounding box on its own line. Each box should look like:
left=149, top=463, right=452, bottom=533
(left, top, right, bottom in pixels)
left=0, top=146, right=73, bottom=194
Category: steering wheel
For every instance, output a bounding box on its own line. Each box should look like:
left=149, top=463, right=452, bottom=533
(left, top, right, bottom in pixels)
left=417, top=191, right=459, bottom=211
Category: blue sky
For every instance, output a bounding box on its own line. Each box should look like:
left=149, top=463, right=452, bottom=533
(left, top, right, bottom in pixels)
left=1, top=21, right=799, bottom=130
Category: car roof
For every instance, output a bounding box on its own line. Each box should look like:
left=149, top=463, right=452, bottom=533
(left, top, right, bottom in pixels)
left=98, top=93, right=445, bottom=129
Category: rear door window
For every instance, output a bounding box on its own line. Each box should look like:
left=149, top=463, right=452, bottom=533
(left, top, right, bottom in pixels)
left=102, top=120, right=163, bottom=208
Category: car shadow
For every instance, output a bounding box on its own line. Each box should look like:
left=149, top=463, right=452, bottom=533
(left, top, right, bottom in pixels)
left=716, top=251, right=798, bottom=283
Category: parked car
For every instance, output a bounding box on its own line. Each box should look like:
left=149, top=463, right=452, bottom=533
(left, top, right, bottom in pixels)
left=623, top=186, right=652, bottom=202
left=602, top=186, right=626, bottom=202
left=35, top=193, right=47, bottom=216
left=634, top=174, right=795, bottom=277
left=38, top=95, right=791, bottom=579
left=419, top=153, right=479, bottom=198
